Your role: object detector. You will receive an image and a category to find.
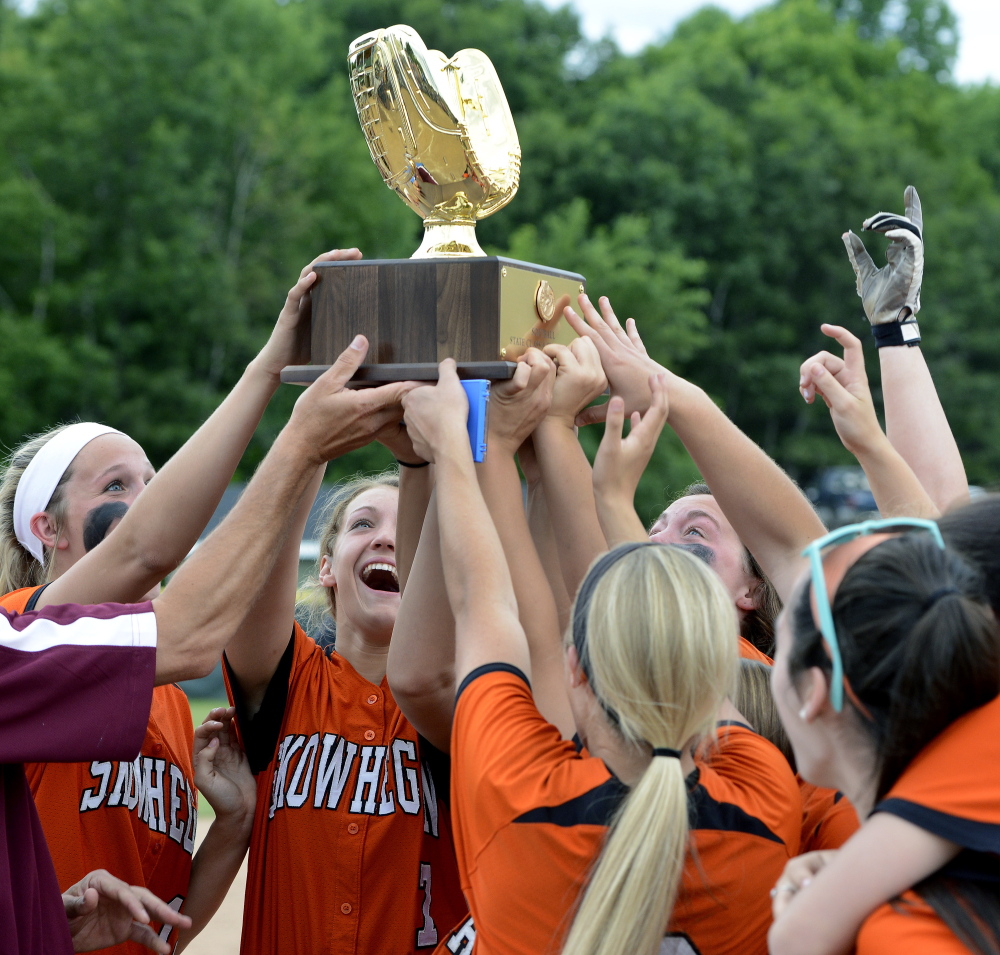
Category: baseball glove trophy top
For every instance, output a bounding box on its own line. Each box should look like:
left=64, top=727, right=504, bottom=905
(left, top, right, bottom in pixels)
left=281, top=25, right=584, bottom=386
left=350, top=25, right=520, bottom=258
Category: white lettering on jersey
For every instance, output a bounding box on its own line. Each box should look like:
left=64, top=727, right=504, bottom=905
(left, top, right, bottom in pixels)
left=157, top=896, right=185, bottom=944
left=286, top=733, right=320, bottom=808
left=269, top=734, right=304, bottom=819
left=393, top=739, right=421, bottom=815
left=79, top=761, right=113, bottom=811
left=446, top=916, right=476, bottom=953
left=314, top=734, right=358, bottom=810
left=267, top=732, right=441, bottom=822
left=141, top=757, right=167, bottom=834
left=128, top=756, right=144, bottom=813
left=168, top=764, right=185, bottom=842
left=350, top=746, right=386, bottom=814
left=78, top=757, right=196, bottom=855
left=416, top=862, right=438, bottom=947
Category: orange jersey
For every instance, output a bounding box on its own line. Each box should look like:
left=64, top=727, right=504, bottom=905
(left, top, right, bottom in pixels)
left=450, top=664, right=801, bottom=955
left=798, top=781, right=859, bottom=852
left=856, top=892, right=968, bottom=955
left=225, top=624, right=466, bottom=955
left=876, top=694, right=1000, bottom=854
left=0, top=585, right=196, bottom=954
left=738, top=637, right=773, bottom=664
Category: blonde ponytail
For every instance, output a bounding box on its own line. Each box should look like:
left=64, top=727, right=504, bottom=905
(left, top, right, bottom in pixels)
left=0, top=425, right=75, bottom=594
left=562, top=545, right=738, bottom=955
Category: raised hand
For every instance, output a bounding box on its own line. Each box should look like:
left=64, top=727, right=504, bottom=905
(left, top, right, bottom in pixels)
left=193, top=707, right=256, bottom=821
left=63, top=869, right=191, bottom=953
left=254, top=248, right=364, bottom=379
left=488, top=348, right=556, bottom=455
left=563, top=294, right=665, bottom=426
left=591, top=374, right=669, bottom=545
left=401, top=360, right=470, bottom=464
left=542, top=336, right=608, bottom=428
left=289, top=336, right=419, bottom=465
left=593, top=374, right=669, bottom=502
left=799, top=325, right=882, bottom=456
left=842, top=185, right=923, bottom=325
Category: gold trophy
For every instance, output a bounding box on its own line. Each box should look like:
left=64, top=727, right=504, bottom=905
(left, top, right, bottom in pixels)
left=282, top=25, right=584, bottom=384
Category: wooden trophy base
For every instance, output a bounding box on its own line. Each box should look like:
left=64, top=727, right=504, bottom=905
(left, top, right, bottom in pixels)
left=279, top=256, right=585, bottom=386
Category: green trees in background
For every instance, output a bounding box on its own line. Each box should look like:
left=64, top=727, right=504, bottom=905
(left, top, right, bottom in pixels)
left=1, top=0, right=998, bottom=521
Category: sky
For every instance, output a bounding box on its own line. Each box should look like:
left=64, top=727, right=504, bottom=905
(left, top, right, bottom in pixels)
left=540, top=0, right=999, bottom=84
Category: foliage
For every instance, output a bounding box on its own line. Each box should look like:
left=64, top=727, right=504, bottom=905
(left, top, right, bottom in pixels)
left=1, top=0, right=998, bottom=521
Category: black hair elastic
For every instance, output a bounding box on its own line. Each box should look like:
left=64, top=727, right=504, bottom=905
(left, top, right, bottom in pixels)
left=651, top=748, right=682, bottom=759
left=395, top=459, right=430, bottom=469
left=923, top=586, right=960, bottom=612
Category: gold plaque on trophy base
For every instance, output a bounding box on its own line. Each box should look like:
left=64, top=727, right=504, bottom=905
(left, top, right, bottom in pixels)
left=279, top=256, right=585, bottom=385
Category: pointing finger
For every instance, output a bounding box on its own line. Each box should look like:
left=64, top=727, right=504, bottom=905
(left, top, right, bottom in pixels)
left=904, top=185, right=923, bottom=234
left=819, top=324, right=865, bottom=375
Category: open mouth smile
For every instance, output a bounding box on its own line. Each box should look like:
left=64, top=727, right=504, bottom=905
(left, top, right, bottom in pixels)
left=360, top=561, right=399, bottom=594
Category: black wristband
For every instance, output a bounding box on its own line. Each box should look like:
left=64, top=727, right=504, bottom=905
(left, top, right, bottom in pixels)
left=396, top=458, right=430, bottom=468
left=871, top=320, right=920, bottom=348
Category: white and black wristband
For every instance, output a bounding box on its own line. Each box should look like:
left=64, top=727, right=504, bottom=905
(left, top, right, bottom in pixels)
left=872, top=319, right=921, bottom=348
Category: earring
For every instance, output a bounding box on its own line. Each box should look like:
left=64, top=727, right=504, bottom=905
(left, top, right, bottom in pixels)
left=798, top=707, right=808, bottom=720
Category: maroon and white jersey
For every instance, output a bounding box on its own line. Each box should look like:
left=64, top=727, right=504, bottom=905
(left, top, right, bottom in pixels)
left=0, top=600, right=157, bottom=955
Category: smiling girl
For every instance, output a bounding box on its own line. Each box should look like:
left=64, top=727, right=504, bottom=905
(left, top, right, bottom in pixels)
left=0, top=249, right=364, bottom=952
left=221, top=454, right=467, bottom=953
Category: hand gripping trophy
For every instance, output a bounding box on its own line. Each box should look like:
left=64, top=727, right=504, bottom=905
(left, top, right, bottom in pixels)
left=282, top=25, right=585, bottom=385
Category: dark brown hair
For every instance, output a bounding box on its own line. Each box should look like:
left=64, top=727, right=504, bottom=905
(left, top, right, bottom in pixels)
left=788, top=534, right=1000, bottom=954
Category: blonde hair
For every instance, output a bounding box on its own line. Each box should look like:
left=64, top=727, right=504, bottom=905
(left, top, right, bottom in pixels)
left=0, top=424, right=77, bottom=594
left=735, top=659, right=794, bottom=768
left=298, top=471, right=399, bottom=633
left=562, top=544, right=738, bottom=955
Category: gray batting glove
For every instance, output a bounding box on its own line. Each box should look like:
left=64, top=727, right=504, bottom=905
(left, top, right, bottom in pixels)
left=842, top=185, right=923, bottom=324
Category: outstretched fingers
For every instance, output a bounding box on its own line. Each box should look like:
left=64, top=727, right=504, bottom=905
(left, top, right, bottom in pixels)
left=597, top=296, right=632, bottom=347
left=574, top=294, right=626, bottom=351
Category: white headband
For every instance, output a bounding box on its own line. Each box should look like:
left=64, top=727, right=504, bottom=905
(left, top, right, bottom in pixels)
left=13, top=423, right=123, bottom=564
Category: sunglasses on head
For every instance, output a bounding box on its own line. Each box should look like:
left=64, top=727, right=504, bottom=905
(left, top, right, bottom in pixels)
left=801, top=517, right=945, bottom=712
